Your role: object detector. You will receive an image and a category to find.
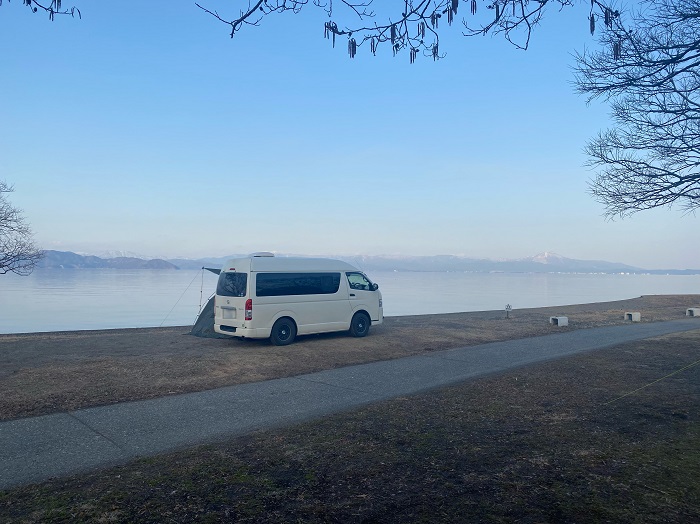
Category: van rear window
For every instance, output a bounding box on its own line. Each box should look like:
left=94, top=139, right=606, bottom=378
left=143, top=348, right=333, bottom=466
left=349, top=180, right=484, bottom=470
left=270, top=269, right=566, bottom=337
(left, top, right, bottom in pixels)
left=216, top=272, right=248, bottom=297
left=256, top=272, right=341, bottom=297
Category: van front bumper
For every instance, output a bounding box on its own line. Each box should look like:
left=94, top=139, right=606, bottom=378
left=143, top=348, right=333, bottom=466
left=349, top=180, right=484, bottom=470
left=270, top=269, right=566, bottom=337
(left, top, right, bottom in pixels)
left=373, top=308, right=384, bottom=324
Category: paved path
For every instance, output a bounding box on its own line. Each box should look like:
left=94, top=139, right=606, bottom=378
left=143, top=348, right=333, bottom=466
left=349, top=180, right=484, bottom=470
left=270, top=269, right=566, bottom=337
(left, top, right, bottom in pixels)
left=1, top=319, right=698, bottom=490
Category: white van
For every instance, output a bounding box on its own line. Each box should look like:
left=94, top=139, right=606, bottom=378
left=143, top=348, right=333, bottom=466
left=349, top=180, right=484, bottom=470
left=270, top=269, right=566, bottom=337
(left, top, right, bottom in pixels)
left=214, top=253, right=383, bottom=345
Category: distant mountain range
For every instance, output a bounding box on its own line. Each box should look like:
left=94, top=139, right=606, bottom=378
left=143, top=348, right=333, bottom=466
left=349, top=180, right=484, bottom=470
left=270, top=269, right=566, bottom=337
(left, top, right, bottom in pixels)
left=36, top=250, right=700, bottom=275
left=38, top=251, right=178, bottom=270
left=337, top=252, right=699, bottom=275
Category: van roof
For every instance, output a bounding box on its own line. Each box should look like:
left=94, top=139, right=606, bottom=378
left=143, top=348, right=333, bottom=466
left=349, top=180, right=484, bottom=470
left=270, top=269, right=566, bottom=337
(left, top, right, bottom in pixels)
left=222, top=256, right=359, bottom=273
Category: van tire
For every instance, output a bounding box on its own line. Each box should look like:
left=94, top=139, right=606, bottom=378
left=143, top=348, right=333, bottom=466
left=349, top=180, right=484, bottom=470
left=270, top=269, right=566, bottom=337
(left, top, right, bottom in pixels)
left=270, top=317, right=297, bottom=346
left=350, top=312, right=370, bottom=337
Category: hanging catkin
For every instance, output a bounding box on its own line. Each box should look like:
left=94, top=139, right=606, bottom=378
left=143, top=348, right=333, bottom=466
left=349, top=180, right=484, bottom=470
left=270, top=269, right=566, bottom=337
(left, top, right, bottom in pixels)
left=613, top=40, right=621, bottom=60
left=348, top=38, right=357, bottom=58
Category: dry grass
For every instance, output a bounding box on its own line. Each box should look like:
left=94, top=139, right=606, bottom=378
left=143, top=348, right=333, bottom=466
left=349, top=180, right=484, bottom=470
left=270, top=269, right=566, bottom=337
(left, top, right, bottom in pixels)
left=1, top=294, right=698, bottom=420
left=1, top=329, right=698, bottom=522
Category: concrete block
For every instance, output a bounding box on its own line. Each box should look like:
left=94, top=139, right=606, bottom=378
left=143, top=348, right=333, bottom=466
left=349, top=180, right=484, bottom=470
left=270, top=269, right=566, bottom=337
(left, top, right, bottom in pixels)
left=549, top=316, right=568, bottom=327
left=625, top=312, right=641, bottom=322
left=687, top=308, right=700, bottom=317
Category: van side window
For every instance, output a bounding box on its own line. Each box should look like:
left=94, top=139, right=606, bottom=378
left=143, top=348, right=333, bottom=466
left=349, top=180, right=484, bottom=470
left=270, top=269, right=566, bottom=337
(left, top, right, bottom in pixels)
left=346, top=272, right=372, bottom=291
left=216, top=272, right=248, bottom=297
left=256, top=272, right=341, bottom=297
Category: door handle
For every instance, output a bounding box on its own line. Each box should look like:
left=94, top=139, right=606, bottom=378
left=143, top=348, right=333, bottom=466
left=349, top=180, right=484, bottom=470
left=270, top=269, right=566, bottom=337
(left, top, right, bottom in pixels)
left=350, top=293, right=356, bottom=297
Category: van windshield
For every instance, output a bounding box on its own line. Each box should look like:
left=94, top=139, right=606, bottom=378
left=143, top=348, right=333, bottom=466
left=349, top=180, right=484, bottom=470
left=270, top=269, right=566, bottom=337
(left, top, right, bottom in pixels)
left=216, top=272, right=248, bottom=297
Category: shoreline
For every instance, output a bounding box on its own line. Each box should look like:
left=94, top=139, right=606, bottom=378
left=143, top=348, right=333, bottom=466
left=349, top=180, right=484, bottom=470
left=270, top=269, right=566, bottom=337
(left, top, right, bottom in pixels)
left=2, top=293, right=699, bottom=338
left=1, top=294, right=698, bottom=421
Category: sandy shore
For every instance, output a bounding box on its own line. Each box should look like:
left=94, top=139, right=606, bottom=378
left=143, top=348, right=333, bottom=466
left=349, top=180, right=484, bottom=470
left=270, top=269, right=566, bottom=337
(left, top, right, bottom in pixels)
left=1, top=294, right=698, bottom=421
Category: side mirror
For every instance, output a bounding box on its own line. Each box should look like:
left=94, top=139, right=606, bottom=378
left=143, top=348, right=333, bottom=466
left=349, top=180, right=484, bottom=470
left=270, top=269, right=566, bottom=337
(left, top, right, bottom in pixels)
left=371, top=283, right=379, bottom=291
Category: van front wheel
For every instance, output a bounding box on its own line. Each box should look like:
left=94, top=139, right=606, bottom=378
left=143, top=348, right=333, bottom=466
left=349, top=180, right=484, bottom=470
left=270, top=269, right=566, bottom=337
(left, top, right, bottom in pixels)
left=270, top=317, right=297, bottom=346
left=350, top=312, right=370, bottom=337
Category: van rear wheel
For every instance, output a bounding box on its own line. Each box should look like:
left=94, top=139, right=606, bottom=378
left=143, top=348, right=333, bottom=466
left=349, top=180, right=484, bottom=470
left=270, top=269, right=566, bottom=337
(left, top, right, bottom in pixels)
left=270, top=317, right=296, bottom=346
left=350, top=312, right=370, bottom=337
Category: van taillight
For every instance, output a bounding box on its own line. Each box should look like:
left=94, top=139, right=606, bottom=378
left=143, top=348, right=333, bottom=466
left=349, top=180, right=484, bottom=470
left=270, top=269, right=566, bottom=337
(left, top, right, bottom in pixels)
left=245, top=299, right=252, bottom=320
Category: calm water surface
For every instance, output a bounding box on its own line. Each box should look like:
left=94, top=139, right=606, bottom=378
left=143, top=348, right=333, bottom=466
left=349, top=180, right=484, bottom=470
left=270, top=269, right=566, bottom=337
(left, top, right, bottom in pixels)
left=1, top=269, right=699, bottom=334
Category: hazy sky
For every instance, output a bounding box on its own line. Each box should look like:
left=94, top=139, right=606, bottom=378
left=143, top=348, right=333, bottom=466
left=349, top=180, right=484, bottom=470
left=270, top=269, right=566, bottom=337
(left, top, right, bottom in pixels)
left=1, top=1, right=697, bottom=268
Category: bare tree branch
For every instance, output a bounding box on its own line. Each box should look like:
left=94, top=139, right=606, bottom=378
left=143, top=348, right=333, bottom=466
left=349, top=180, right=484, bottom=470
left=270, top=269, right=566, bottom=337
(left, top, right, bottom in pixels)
left=3, top=0, right=620, bottom=62
left=1, top=0, right=81, bottom=20
left=575, top=0, right=700, bottom=217
left=0, top=181, right=44, bottom=276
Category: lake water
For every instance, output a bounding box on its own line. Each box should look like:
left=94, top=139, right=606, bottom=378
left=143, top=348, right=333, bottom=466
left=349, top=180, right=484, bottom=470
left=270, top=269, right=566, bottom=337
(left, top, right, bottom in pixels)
left=1, top=269, right=700, bottom=334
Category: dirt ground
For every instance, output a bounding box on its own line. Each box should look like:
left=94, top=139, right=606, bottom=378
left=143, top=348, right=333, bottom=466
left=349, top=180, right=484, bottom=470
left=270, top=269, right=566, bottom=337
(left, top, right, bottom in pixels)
left=1, top=294, right=698, bottom=421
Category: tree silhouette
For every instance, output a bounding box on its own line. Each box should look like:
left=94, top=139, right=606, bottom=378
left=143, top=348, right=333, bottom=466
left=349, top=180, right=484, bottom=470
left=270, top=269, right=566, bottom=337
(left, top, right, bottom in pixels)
left=575, top=0, right=700, bottom=216
left=2, top=0, right=80, bottom=20
left=196, top=1, right=619, bottom=61
left=0, top=182, right=43, bottom=276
